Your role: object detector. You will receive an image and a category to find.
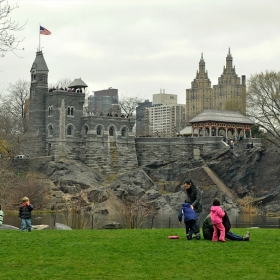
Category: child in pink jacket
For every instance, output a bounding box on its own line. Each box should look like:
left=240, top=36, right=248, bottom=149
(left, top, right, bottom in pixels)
left=210, top=198, right=226, bottom=242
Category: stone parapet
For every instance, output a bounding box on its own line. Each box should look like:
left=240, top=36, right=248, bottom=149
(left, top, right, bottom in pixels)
left=135, top=136, right=224, bottom=166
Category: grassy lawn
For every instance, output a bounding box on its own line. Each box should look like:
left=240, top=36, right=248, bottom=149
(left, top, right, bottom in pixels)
left=0, top=228, right=279, bottom=279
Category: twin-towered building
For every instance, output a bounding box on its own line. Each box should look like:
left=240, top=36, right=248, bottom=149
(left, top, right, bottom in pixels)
left=186, top=49, right=246, bottom=121
left=137, top=49, right=246, bottom=137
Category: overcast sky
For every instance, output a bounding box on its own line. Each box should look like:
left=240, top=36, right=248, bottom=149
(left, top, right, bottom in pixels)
left=1, top=0, right=280, bottom=103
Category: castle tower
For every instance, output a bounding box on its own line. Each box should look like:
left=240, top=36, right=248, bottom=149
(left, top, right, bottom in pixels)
left=212, top=48, right=246, bottom=114
left=186, top=53, right=213, bottom=122
left=23, top=51, right=49, bottom=156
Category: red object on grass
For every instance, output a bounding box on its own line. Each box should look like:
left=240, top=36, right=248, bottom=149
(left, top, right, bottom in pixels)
left=168, top=236, right=180, bottom=239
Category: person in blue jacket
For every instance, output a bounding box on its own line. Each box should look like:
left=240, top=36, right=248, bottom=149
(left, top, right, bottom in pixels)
left=178, top=199, right=199, bottom=240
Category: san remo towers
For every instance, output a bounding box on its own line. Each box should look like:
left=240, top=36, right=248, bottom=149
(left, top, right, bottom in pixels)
left=186, top=49, right=246, bottom=122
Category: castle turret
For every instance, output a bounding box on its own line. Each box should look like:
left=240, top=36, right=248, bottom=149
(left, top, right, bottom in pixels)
left=23, top=51, right=49, bottom=156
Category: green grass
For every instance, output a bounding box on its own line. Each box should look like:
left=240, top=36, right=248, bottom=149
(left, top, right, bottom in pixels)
left=0, top=228, right=279, bottom=279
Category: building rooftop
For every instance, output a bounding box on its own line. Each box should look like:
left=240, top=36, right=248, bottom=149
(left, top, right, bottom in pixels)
left=188, top=110, right=254, bottom=125
left=68, top=78, right=88, bottom=88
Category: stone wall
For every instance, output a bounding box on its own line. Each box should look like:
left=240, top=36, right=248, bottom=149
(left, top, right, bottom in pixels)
left=135, top=136, right=224, bottom=166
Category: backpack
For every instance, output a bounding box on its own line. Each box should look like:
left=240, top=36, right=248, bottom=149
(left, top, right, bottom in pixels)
left=222, top=211, right=231, bottom=232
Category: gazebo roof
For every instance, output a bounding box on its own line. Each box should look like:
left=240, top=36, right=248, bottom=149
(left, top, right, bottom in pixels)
left=68, top=78, right=88, bottom=88
left=188, top=110, right=254, bottom=125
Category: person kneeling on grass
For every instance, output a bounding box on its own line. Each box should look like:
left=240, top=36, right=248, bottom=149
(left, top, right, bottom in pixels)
left=178, top=199, right=200, bottom=240
left=203, top=214, right=250, bottom=241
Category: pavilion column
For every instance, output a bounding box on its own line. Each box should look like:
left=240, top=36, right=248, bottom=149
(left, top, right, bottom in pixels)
left=225, top=127, right=228, bottom=138
left=203, top=126, right=206, bottom=137
left=234, top=128, right=237, bottom=139
left=250, top=129, right=252, bottom=138
left=209, top=125, right=212, bottom=137
left=216, top=127, right=218, bottom=136
left=191, top=126, right=194, bottom=137
left=243, top=128, right=246, bottom=139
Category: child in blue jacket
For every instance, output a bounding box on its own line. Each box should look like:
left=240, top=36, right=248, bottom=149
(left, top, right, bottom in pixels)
left=178, top=199, right=198, bottom=240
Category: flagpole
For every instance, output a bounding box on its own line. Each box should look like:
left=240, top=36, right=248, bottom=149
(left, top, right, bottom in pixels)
left=39, top=23, right=41, bottom=51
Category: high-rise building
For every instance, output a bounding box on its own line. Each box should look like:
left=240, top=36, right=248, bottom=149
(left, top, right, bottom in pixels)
left=186, top=50, right=246, bottom=122
left=145, top=104, right=186, bottom=137
left=212, top=49, right=246, bottom=114
left=88, top=88, right=118, bottom=115
left=135, top=99, right=152, bottom=136
left=153, top=89, right=177, bottom=105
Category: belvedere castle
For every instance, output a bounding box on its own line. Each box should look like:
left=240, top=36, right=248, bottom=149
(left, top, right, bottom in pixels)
left=22, top=51, right=256, bottom=175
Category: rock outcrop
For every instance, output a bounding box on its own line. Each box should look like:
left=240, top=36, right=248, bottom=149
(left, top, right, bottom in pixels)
left=26, top=145, right=280, bottom=218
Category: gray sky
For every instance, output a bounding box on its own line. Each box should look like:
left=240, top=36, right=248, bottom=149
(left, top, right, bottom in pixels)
left=2, top=0, right=280, bottom=103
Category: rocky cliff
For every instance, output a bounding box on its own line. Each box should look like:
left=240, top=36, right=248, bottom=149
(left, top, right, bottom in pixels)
left=34, top=145, right=280, bottom=218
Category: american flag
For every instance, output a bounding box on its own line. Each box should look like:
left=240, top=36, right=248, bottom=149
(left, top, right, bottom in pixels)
left=40, top=26, right=51, bottom=35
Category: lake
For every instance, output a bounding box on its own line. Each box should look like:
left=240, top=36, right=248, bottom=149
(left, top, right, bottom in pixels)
left=3, top=212, right=280, bottom=229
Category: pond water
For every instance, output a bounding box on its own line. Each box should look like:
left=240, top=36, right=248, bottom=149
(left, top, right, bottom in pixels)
left=3, top=212, right=280, bottom=229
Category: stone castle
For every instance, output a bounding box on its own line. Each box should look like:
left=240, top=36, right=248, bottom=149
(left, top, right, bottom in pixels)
left=22, top=51, right=251, bottom=175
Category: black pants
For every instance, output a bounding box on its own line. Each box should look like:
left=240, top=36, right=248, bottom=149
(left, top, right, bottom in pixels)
left=194, top=211, right=201, bottom=234
left=185, top=219, right=197, bottom=237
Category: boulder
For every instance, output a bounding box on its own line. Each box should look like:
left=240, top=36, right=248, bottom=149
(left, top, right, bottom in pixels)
left=32, top=225, right=50, bottom=230
left=101, top=222, right=122, bottom=229
left=0, top=224, right=19, bottom=230
left=55, top=223, right=72, bottom=230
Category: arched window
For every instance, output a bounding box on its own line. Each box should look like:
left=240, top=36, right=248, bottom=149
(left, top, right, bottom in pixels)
left=67, top=106, right=74, bottom=116
left=83, top=125, right=88, bottom=135
left=48, top=106, right=53, bottom=116
left=97, top=125, right=102, bottom=136
left=67, top=125, right=73, bottom=136
left=109, top=126, right=114, bottom=136
left=48, top=125, right=53, bottom=136
left=121, top=127, right=127, bottom=137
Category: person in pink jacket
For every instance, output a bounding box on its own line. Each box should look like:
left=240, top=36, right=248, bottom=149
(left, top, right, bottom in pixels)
left=210, top=198, right=226, bottom=242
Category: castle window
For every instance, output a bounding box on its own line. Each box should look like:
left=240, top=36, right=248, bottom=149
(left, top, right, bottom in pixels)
left=48, top=124, right=53, bottom=136
left=43, top=75, right=47, bottom=81
left=97, top=125, right=102, bottom=135
left=109, top=126, right=115, bottom=136
left=48, top=106, right=53, bottom=116
left=83, top=125, right=89, bottom=136
left=67, top=125, right=74, bottom=136
left=67, top=106, right=74, bottom=116
left=31, top=70, right=36, bottom=81
left=121, top=127, right=128, bottom=137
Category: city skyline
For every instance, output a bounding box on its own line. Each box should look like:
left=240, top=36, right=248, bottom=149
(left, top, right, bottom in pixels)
left=1, top=0, right=280, bottom=104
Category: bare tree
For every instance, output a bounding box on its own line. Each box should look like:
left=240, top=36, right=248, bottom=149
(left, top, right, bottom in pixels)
left=224, top=97, right=244, bottom=112
left=49, top=78, right=73, bottom=89
left=247, top=71, right=280, bottom=148
left=0, top=79, right=29, bottom=155
left=0, top=0, right=25, bottom=57
left=6, top=79, right=29, bottom=120
left=118, top=94, right=144, bottom=116
left=113, top=195, right=154, bottom=229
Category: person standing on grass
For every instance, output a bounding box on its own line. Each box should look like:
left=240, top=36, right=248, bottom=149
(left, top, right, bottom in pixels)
left=178, top=199, right=199, bottom=240
left=18, top=197, right=34, bottom=232
left=0, top=205, right=4, bottom=226
left=183, top=179, right=202, bottom=239
left=210, top=198, right=226, bottom=242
